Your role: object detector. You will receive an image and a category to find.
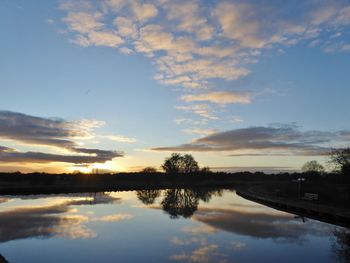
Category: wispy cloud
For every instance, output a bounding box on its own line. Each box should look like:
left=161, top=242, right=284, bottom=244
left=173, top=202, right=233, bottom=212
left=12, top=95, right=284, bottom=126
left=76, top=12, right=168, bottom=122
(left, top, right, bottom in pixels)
left=175, top=104, right=217, bottom=120
left=181, top=91, right=252, bottom=105
left=58, top=0, right=350, bottom=126
left=170, top=244, right=220, bottom=263
left=59, top=0, right=350, bottom=89
left=152, top=124, right=350, bottom=156
left=183, top=128, right=217, bottom=136
left=103, top=135, right=137, bottom=143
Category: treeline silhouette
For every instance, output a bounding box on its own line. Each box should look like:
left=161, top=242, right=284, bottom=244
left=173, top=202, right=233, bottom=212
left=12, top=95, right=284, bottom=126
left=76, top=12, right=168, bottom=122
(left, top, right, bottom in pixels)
left=0, top=171, right=348, bottom=205
left=0, top=170, right=349, bottom=183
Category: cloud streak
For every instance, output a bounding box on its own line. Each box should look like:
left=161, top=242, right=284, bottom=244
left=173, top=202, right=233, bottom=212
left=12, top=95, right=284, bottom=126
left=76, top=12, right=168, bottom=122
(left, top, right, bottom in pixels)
left=152, top=124, right=350, bottom=156
left=180, top=91, right=252, bottom=105
left=0, top=111, right=123, bottom=164
left=0, top=146, right=122, bottom=164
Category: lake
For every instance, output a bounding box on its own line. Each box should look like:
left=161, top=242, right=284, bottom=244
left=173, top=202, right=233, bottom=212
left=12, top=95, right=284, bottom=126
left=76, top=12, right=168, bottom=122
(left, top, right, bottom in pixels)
left=0, top=189, right=348, bottom=263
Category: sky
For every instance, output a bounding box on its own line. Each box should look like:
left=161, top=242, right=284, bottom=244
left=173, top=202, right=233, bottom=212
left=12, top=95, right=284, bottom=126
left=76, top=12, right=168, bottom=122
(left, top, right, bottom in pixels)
left=0, top=0, right=350, bottom=173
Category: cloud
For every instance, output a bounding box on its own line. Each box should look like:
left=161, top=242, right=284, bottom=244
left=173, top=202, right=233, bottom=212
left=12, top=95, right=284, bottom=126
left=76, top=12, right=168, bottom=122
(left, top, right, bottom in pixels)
left=59, top=0, right=350, bottom=84
left=104, top=135, right=137, bottom=143
left=181, top=225, right=217, bottom=235
left=93, top=213, right=133, bottom=222
left=0, top=146, right=122, bottom=164
left=170, top=244, right=220, bottom=263
left=0, top=111, right=103, bottom=147
left=175, top=104, right=217, bottom=120
left=114, top=16, right=138, bottom=38
left=210, top=166, right=298, bottom=174
left=0, top=111, right=123, bottom=164
left=63, top=11, right=104, bottom=34
left=164, top=0, right=214, bottom=41
left=58, top=0, right=350, bottom=124
left=228, top=116, right=243, bottom=123
left=183, top=128, right=217, bottom=136
left=181, top=91, right=252, bottom=105
left=130, top=0, right=158, bottom=22
left=171, top=236, right=208, bottom=246
left=152, top=124, right=349, bottom=156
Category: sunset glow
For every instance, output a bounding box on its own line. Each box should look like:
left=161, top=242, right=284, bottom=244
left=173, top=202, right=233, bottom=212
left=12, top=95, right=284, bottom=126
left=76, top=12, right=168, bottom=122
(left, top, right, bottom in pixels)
left=1, top=0, right=350, bottom=173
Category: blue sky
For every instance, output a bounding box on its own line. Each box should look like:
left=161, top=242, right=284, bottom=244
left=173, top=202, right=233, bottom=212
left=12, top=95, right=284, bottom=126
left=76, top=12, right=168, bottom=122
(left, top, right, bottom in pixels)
left=1, top=0, right=350, bottom=173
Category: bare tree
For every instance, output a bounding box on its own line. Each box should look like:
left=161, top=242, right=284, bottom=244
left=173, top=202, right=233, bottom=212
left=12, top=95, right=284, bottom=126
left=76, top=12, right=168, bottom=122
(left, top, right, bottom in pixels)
left=329, top=148, right=350, bottom=174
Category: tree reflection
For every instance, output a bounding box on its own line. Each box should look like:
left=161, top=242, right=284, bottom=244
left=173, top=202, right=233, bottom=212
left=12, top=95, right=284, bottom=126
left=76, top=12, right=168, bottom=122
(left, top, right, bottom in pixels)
left=136, top=190, right=161, bottom=205
left=161, top=189, right=199, bottom=218
left=161, top=189, right=222, bottom=219
left=136, top=188, right=222, bottom=219
left=332, top=227, right=350, bottom=262
left=0, top=254, right=9, bottom=263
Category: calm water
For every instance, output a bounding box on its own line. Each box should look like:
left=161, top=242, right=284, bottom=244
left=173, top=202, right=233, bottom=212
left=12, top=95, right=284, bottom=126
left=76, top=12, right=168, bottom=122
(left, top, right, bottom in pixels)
left=0, top=189, right=348, bottom=263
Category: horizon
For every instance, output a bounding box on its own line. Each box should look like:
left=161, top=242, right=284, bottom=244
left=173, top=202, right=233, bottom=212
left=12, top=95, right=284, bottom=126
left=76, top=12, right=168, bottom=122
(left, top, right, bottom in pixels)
left=1, top=0, right=350, bottom=173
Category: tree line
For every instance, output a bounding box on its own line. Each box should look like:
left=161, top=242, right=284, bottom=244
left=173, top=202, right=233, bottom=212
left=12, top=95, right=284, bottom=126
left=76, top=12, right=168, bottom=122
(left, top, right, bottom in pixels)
left=144, top=148, right=350, bottom=175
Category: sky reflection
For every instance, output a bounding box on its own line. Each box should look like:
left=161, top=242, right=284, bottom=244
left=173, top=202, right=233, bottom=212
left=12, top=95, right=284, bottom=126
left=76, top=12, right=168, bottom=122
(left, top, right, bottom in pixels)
left=0, top=190, right=347, bottom=263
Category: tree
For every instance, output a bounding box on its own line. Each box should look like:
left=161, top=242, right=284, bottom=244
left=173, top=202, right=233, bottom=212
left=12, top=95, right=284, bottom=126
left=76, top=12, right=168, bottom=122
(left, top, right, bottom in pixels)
left=329, top=148, right=350, bottom=174
left=182, top=154, right=199, bottom=173
left=162, top=153, right=199, bottom=174
left=141, top=167, right=157, bottom=173
left=200, top=166, right=212, bottom=174
left=301, top=160, right=325, bottom=173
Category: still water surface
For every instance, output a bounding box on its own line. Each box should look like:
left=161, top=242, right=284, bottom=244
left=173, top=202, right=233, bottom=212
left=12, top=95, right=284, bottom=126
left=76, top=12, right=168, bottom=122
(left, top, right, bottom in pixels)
left=0, top=189, right=348, bottom=263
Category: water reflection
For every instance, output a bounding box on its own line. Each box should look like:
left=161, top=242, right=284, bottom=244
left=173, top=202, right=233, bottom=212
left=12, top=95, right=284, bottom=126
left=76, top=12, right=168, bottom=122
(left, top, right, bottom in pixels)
left=0, top=193, right=119, bottom=243
left=332, top=227, right=350, bottom=262
left=0, top=254, right=9, bottom=263
left=192, top=207, right=331, bottom=242
left=136, top=188, right=222, bottom=218
left=0, top=189, right=348, bottom=263
left=136, top=190, right=161, bottom=205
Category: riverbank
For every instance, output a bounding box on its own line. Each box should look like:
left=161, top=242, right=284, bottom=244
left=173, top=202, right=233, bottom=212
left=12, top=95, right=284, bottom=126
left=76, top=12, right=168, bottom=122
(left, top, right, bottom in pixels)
left=237, top=185, right=350, bottom=228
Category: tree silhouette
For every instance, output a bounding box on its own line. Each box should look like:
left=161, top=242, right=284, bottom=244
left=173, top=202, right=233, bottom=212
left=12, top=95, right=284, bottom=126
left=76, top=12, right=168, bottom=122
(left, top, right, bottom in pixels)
left=162, top=153, right=199, bottom=174
left=140, top=167, right=157, bottom=173
left=329, top=148, right=350, bottom=174
left=301, top=160, right=325, bottom=173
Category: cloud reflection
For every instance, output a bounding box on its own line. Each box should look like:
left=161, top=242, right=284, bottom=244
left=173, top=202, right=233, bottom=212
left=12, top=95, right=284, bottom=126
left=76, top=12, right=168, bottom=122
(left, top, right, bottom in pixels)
left=193, top=207, right=330, bottom=242
left=0, top=193, right=120, bottom=243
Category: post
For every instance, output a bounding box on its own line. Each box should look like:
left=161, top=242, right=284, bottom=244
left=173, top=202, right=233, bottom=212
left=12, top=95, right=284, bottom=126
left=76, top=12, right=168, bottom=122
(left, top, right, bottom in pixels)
left=298, top=177, right=305, bottom=199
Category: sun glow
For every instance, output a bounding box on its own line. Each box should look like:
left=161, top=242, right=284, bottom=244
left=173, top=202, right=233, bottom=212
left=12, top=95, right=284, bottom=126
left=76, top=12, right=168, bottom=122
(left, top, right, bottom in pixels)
left=68, top=160, right=127, bottom=174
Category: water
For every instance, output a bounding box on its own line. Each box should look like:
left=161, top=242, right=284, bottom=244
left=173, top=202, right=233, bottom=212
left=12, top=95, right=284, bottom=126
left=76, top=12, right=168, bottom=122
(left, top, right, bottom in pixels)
left=0, top=189, right=348, bottom=263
